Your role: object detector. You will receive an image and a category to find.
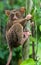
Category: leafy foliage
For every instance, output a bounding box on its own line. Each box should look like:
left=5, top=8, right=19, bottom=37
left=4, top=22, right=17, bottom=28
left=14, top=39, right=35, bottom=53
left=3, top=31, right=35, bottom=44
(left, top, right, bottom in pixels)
left=0, top=0, right=41, bottom=65
left=20, top=58, right=35, bottom=65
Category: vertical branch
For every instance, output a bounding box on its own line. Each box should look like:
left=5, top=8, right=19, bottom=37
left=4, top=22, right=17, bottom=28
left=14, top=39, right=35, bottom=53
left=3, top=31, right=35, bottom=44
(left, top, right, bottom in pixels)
left=22, top=0, right=33, bottom=60
left=31, top=22, right=35, bottom=60
left=9, top=0, right=14, bottom=9
left=35, top=23, right=38, bottom=62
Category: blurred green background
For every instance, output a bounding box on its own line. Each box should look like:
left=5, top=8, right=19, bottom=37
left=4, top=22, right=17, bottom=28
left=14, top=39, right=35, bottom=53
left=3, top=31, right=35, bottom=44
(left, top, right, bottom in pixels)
left=0, top=0, right=41, bottom=65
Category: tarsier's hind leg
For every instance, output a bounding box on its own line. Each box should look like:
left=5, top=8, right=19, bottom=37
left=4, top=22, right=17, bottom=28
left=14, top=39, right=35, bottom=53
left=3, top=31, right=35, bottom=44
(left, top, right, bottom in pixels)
left=14, top=23, right=23, bottom=45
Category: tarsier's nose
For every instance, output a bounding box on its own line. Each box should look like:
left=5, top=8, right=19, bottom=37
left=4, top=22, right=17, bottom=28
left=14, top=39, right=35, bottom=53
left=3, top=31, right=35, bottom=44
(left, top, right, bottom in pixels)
left=13, top=15, right=18, bottom=20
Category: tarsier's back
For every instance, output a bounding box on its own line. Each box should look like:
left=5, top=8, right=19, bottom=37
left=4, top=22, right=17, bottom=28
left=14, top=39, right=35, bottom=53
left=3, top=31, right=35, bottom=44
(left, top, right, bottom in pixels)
left=6, top=23, right=23, bottom=48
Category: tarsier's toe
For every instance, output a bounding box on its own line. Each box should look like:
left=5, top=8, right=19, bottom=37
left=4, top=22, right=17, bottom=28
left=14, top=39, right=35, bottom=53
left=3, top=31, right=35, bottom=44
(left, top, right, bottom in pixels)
left=23, top=34, right=25, bottom=38
left=23, top=31, right=31, bottom=38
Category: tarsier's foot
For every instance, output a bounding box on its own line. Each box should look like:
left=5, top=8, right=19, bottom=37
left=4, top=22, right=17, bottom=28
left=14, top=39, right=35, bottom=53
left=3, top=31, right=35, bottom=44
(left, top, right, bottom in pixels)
left=20, top=31, right=31, bottom=45
left=23, top=31, right=31, bottom=39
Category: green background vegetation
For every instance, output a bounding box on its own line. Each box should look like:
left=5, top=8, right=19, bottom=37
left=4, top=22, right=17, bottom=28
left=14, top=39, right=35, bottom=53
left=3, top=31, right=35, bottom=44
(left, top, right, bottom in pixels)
left=0, top=0, right=41, bottom=65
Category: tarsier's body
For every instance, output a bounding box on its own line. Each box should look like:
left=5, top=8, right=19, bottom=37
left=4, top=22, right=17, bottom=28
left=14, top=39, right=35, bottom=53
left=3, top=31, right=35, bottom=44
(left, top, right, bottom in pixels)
left=5, top=7, right=32, bottom=65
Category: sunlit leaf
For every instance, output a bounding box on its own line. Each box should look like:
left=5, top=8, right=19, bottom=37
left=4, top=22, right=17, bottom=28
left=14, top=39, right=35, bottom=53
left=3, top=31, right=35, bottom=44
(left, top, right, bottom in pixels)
left=20, top=58, right=35, bottom=65
left=30, top=36, right=35, bottom=42
left=39, top=25, right=41, bottom=31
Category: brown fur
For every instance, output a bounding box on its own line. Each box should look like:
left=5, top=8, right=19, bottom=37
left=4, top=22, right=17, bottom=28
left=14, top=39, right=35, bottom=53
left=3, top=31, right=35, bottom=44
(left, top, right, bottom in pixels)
left=5, top=7, right=32, bottom=65
left=6, top=23, right=23, bottom=49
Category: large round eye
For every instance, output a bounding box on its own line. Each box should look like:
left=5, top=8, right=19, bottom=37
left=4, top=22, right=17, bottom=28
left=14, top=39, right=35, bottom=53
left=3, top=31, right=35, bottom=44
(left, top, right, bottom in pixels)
left=10, top=14, right=14, bottom=20
left=10, top=14, right=14, bottom=18
left=16, top=13, right=22, bottom=18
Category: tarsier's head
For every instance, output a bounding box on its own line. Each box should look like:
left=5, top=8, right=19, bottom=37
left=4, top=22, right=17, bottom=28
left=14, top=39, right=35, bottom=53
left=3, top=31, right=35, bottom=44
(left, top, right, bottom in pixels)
left=5, top=7, right=26, bottom=21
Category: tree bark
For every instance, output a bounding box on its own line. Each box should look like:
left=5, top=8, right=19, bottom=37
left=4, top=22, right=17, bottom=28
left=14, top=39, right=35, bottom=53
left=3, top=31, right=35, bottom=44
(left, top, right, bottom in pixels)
left=22, top=0, right=33, bottom=60
left=31, top=23, right=35, bottom=60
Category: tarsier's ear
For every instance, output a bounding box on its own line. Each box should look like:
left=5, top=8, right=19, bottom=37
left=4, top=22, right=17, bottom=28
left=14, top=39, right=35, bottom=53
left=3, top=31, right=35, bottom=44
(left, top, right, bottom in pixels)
left=20, top=7, right=26, bottom=13
left=5, top=10, right=10, bottom=16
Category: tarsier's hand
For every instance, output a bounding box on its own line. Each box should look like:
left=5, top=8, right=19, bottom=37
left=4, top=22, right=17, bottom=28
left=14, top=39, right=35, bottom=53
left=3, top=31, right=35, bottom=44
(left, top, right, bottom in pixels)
left=25, top=14, right=32, bottom=20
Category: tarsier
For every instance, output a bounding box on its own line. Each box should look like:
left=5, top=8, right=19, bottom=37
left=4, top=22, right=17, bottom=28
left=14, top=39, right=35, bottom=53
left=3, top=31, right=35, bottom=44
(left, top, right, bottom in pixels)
left=5, top=7, right=32, bottom=65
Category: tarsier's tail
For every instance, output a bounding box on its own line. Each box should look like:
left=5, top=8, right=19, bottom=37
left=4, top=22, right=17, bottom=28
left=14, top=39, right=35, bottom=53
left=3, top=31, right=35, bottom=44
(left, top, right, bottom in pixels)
left=6, top=51, right=12, bottom=65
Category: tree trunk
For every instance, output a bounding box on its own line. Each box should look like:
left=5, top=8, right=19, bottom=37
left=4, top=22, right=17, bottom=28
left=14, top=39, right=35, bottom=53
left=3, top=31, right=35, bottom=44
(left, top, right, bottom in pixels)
left=31, top=23, right=35, bottom=60
left=22, top=0, right=33, bottom=60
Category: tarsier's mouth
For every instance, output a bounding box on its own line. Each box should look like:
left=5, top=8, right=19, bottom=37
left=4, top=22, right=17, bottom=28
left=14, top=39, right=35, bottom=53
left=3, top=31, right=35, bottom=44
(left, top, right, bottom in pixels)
left=12, top=19, right=18, bottom=21
left=12, top=19, right=17, bottom=21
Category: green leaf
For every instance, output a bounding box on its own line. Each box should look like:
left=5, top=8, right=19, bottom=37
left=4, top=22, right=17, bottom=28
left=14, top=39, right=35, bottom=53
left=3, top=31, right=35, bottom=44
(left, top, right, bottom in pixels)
left=0, top=51, right=4, bottom=59
left=39, top=25, right=41, bottom=32
left=20, top=58, right=35, bottom=65
left=0, top=2, right=4, bottom=11
left=30, top=36, right=35, bottom=42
